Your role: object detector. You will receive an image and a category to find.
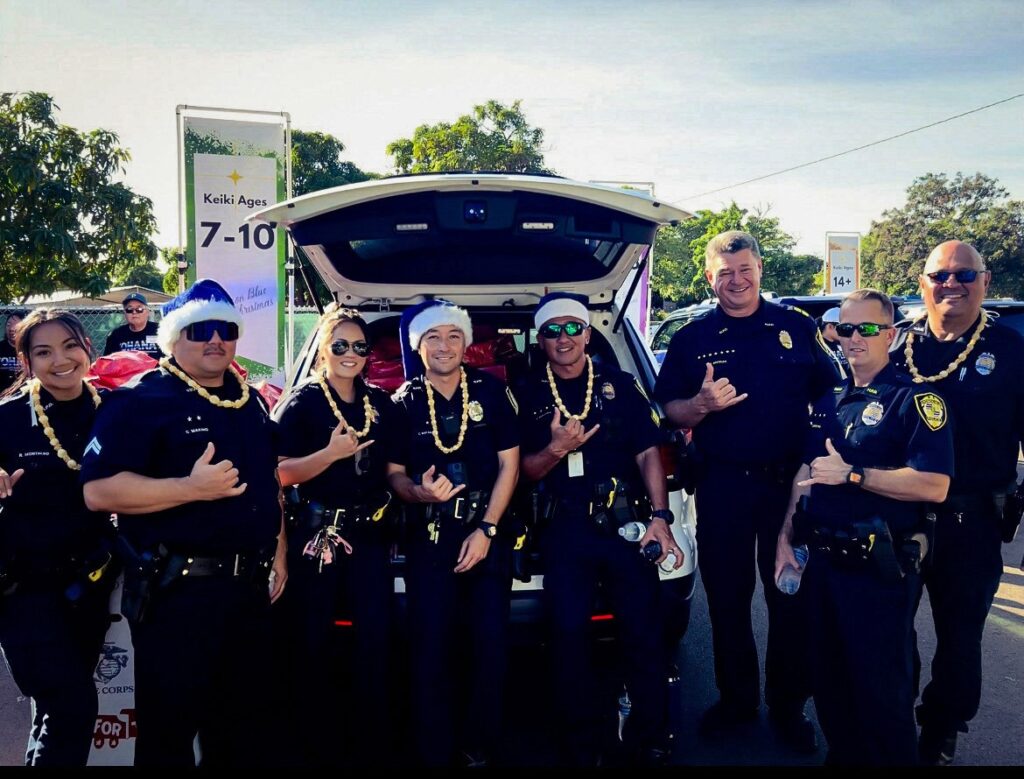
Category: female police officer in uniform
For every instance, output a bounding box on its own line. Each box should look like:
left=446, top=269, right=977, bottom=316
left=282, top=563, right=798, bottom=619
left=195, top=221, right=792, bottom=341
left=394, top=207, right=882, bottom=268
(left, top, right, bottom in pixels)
left=274, top=306, right=397, bottom=766
left=0, top=309, right=115, bottom=766
left=386, top=300, right=519, bottom=768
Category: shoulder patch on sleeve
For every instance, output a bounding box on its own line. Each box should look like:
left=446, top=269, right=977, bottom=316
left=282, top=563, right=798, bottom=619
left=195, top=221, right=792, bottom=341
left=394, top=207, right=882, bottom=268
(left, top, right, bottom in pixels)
left=913, top=392, right=947, bottom=431
left=790, top=305, right=812, bottom=319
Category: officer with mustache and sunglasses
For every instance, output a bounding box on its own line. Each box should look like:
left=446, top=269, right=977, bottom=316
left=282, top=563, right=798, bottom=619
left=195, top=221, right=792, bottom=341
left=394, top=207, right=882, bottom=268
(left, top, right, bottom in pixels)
left=777, top=288, right=953, bottom=766
left=515, top=291, right=680, bottom=767
left=81, top=278, right=287, bottom=768
left=891, top=240, right=1024, bottom=765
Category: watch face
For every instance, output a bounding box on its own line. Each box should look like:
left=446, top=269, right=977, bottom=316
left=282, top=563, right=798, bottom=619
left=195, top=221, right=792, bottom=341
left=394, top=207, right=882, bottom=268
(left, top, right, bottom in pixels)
left=484, top=524, right=498, bottom=538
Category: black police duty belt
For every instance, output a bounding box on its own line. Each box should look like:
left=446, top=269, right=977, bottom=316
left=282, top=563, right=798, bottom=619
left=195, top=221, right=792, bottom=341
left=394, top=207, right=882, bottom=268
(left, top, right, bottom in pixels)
left=796, top=510, right=922, bottom=582
left=541, top=478, right=648, bottom=529
left=298, top=492, right=392, bottom=532
left=423, top=490, right=490, bottom=525
left=127, top=542, right=277, bottom=585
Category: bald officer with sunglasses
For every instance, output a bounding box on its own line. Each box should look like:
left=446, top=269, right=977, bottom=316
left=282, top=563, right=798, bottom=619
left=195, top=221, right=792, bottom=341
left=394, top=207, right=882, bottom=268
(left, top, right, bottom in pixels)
left=777, top=289, right=953, bottom=765
left=516, top=292, right=679, bottom=767
left=82, top=279, right=287, bottom=767
left=891, top=241, right=1024, bottom=765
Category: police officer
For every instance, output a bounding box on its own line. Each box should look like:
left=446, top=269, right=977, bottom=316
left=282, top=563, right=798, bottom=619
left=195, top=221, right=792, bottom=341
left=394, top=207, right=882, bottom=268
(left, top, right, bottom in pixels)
left=81, top=279, right=287, bottom=767
left=890, top=240, right=1024, bottom=764
left=103, top=292, right=162, bottom=358
left=0, top=311, right=24, bottom=393
left=385, top=300, right=519, bottom=768
left=274, top=305, right=398, bottom=767
left=655, top=230, right=840, bottom=751
left=819, top=307, right=848, bottom=367
left=0, top=309, right=116, bottom=766
left=517, top=292, right=680, bottom=766
left=777, top=289, right=953, bottom=765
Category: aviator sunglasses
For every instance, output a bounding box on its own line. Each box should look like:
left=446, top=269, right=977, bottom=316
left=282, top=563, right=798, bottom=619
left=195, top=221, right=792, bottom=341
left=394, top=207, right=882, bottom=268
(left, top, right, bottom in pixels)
left=538, top=321, right=589, bottom=339
left=330, top=339, right=371, bottom=357
left=185, top=320, right=240, bottom=342
left=835, top=322, right=893, bottom=338
left=925, top=269, right=985, bottom=284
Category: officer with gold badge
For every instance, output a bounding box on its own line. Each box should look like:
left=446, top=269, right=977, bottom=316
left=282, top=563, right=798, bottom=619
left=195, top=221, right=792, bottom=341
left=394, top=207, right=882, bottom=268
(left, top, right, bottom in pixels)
left=891, top=240, right=1024, bottom=764
left=777, top=289, right=953, bottom=765
left=517, top=292, right=680, bottom=767
left=655, top=231, right=840, bottom=751
left=385, top=300, right=520, bottom=768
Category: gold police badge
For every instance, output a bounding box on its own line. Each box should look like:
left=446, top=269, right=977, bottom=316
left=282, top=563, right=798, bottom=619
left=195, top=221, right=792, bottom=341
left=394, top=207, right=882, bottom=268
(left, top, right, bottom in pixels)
left=468, top=400, right=485, bottom=422
left=601, top=382, right=616, bottom=400
left=861, top=401, right=884, bottom=426
left=913, top=393, right=947, bottom=431
left=779, top=330, right=793, bottom=350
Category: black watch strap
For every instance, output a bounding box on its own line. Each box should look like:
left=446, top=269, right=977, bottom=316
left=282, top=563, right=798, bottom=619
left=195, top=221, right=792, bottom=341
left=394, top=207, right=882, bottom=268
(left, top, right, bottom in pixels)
left=651, top=509, right=674, bottom=525
left=847, top=466, right=865, bottom=487
left=480, top=521, right=499, bottom=538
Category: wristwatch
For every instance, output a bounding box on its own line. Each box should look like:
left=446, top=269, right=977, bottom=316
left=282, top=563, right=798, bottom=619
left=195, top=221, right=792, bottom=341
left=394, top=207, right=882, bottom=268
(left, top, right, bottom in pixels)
left=651, top=509, right=674, bottom=525
left=479, top=521, right=499, bottom=539
left=847, top=466, right=865, bottom=487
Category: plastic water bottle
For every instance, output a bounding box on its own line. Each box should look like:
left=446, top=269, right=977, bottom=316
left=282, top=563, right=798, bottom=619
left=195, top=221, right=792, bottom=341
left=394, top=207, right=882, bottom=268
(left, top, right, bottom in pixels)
left=617, top=688, right=632, bottom=741
left=776, top=544, right=809, bottom=595
left=618, top=521, right=647, bottom=542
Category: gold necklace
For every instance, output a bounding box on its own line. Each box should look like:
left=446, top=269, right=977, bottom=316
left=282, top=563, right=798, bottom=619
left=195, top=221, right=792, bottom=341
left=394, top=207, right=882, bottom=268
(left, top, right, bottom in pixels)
left=160, top=357, right=250, bottom=409
left=30, top=379, right=101, bottom=471
left=546, top=355, right=594, bottom=420
left=424, top=367, right=469, bottom=454
left=317, top=373, right=374, bottom=438
left=905, top=310, right=988, bottom=383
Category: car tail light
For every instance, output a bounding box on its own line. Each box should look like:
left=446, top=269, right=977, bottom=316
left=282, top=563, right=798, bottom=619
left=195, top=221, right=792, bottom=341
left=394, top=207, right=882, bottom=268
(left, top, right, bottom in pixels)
left=333, top=620, right=354, bottom=627
left=590, top=613, right=614, bottom=622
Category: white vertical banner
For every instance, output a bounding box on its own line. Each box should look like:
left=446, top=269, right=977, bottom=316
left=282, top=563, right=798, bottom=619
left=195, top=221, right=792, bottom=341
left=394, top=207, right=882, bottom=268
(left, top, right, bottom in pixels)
left=826, top=232, right=861, bottom=293
left=180, top=111, right=289, bottom=383
left=88, top=576, right=136, bottom=765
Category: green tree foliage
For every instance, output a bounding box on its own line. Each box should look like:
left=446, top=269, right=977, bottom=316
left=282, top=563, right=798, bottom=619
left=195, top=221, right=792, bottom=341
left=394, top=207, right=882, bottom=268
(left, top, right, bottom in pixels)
left=159, top=246, right=184, bottom=295
left=386, top=100, right=549, bottom=174
left=291, top=130, right=375, bottom=196
left=861, top=172, right=1024, bottom=296
left=653, top=202, right=820, bottom=306
left=112, top=260, right=164, bottom=291
left=0, top=92, right=157, bottom=302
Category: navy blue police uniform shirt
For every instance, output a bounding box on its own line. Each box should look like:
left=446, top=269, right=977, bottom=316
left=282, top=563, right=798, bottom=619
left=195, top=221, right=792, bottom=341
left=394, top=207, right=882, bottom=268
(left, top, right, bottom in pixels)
left=0, top=340, right=19, bottom=393
left=0, top=386, right=111, bottom=567
left=892, top=315, right=1024, bottom=495
left=80, top=361, right=281, bottom=556
left=804, top=363, right=954, bottom=534
left=516, top=361, right=662, bottom=504
left=103, top=321, right=162, bottom=358
left=654, top=299, right=841, bottom=466
left=388, top=367, right=519, bottom=495
left=275, top=377, right=398, bottom=506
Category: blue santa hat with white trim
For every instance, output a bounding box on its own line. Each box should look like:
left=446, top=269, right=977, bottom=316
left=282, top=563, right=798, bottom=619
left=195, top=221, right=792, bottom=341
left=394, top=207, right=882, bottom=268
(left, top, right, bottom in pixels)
left=534, top=291, right=590, bottom=330
left=157, top=278, right=244, bottom=356
left=399, top=299, right=473, bottom=378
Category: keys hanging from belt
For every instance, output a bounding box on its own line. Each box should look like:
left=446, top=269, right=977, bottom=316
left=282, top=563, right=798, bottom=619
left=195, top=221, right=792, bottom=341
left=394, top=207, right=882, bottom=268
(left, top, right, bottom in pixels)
left=303, top=513, right=353, bottom=572
left=427, top=521, right=440, bottom=544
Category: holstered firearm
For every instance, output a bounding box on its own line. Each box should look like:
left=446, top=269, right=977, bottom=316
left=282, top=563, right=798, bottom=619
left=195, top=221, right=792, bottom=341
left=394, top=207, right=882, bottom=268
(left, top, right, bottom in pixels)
left=669, top=430, right=702, bottom=496
left=116, top=536, right=169, bottom=627
left=63, top=538, right=118, bottom=605
left=997, top=481, right=1024, bottom=544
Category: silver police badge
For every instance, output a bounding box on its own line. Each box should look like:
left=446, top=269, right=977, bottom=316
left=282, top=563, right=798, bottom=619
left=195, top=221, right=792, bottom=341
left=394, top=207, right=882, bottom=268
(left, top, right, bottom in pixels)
left=468, top=400, right=485, bottom=422
left=975, top=352, right=996, bottom=376
left=861, top=401, right=884, bottom=426
left=779, top=330, right=793, bottom=350
left=601, top=382, right=616, bottom=400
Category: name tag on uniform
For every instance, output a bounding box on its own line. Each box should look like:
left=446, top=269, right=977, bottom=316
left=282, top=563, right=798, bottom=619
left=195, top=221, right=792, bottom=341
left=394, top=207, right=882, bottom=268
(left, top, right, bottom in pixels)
left=145, top=335, right=159, bottom=344
left=567, top=451, right=584, bottom=478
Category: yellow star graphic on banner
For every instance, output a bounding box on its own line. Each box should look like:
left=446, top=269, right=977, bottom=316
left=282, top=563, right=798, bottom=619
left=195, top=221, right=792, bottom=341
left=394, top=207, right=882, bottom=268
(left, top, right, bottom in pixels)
left=227, top=170, right=243, bottom=185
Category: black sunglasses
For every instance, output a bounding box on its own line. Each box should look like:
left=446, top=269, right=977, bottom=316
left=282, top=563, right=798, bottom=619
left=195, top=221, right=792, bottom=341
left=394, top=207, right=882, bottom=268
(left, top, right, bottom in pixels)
left=185, top=320, right=239, bottom=342
left=925, top=269, right=985, bottom=284
left=835, top=322, right=893, bottom=338
left=124, top=307, right=146, bottom=314
left=330, top=339, right=371, bottom=357
left=538, top=321, right=589, bottom=339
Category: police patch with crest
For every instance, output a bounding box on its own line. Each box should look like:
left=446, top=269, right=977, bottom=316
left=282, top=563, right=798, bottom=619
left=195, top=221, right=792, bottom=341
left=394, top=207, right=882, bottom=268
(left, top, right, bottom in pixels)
left=861, top=401, right=884, bottom=426
left=914, top=393, right=947, bottom=431
left=975, top=352, right=996, bottom=376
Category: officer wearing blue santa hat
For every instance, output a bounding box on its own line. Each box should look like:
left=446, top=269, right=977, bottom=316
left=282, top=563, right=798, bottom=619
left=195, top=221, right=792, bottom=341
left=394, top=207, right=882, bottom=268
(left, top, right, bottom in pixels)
left=385, top=299, right=520, bottom=767
left=515, top=291, right=679, bottom=766
left=82, top=278, right=287, bottom=768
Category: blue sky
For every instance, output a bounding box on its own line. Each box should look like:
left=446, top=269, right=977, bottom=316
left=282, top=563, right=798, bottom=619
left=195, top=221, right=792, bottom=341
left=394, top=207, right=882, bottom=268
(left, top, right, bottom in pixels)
left=2, top=0, right=1022, bottom=256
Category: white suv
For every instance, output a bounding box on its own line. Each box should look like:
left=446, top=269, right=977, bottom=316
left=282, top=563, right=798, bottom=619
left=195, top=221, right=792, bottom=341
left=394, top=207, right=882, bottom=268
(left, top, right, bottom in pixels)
left=251, top=173, right=698, bottom=644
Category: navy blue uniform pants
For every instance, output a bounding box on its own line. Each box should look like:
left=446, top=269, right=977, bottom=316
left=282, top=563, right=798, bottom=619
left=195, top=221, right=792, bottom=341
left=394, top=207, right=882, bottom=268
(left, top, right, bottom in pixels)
left=0, top=587, right=109, bottom=766
left=914, top=503, right=1004, bottom=734
left=694, top=463, right=811, bottom=713
left=276, top=527, right=393, bottom=767
left=130, top=576, right=274, bottom=767
left=405, top=519, right=512, bottom=767
left=806, top=556, right=920, bottom=765
left=540, top=510, right=668, bottom=764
